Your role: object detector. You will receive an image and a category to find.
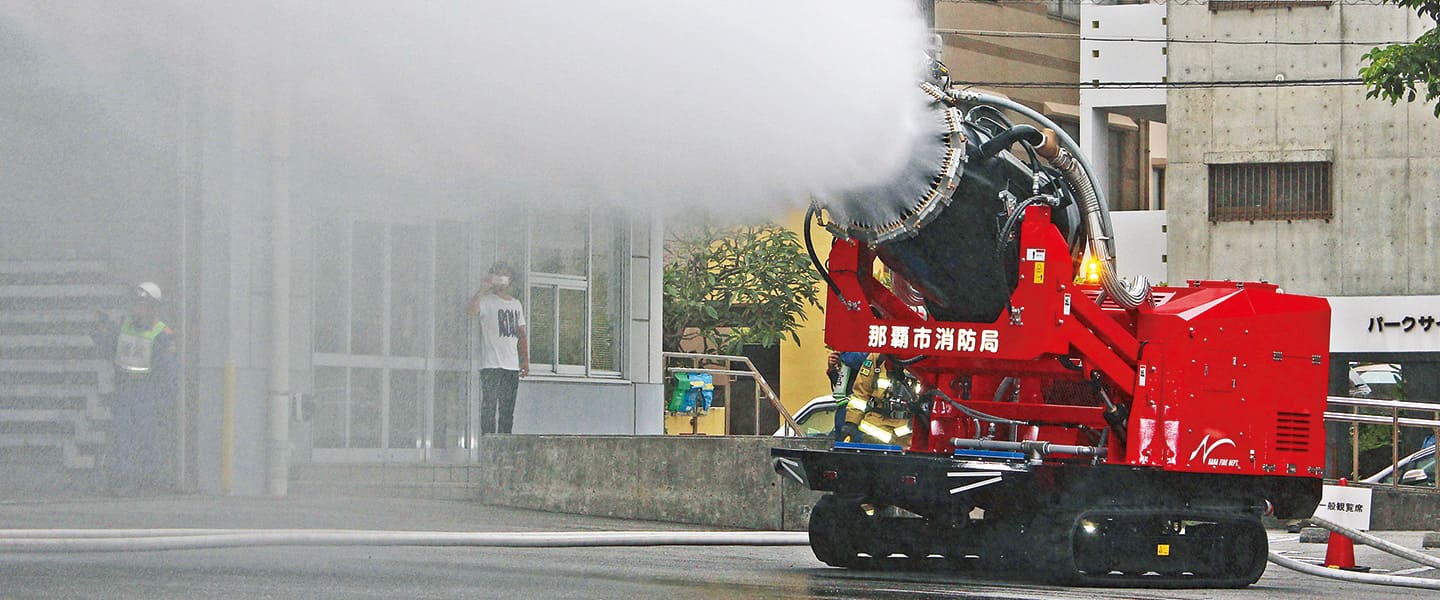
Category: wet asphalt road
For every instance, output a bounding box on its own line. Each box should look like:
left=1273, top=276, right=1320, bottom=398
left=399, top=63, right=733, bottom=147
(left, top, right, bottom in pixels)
left=0, top=495, right=1435, bottom=599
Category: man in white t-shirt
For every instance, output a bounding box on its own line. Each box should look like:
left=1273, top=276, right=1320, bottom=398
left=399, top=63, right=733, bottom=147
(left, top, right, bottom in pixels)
left=466, top=262, right=530, bottom=434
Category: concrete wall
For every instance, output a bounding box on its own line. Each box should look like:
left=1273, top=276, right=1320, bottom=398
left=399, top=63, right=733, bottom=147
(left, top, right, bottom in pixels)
left=1111, top=210, right=1169, bottom=285
left=1367, top=483, right=1440, bottom=531
left=1167, top=4, right=1440, bottom=297
left=1080, top=4, right=1166, bottom=212
left=934, top=1, right=1080, bottom=108
left=290, top=435, right=1440, bottom=531
left=475, top=436, right=825, bottom=531
left=294, top=436, right=827, bottom=531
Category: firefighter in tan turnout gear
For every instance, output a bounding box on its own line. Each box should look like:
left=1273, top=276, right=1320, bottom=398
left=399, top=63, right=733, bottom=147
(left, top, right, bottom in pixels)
left=838, top=353, right=913, bottom=447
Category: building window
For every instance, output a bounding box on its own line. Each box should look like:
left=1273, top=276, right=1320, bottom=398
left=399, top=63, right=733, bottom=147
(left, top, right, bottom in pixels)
left=1048, top=0, right=1081, bottom=22
left=1208, top=162, right=1331, bottom=222
left=524, top=204, right=626, bottom=377
left=310, top=204, right=628, bottom=459
left=312, top=218, right=450, bottom=458
left=1151, top=165, right=1166, bottom=210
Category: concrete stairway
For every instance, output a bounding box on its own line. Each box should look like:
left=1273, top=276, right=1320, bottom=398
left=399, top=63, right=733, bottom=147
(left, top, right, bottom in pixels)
left=0, top=261, right=126, bottom=470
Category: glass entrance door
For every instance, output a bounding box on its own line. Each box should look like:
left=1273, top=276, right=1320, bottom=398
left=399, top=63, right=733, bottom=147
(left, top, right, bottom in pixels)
left=312, top=217, right=472, bottom=462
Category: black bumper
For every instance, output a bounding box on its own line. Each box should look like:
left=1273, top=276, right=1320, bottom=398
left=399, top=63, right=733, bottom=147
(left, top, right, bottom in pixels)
left=769, top=446, right=1322, bottom=520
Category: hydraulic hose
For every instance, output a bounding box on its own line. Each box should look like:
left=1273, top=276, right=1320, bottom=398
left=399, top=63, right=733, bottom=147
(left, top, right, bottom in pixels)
left=1052, top=149, right=1152, bottom=309
left=0, top=529, right=810, bottom=553
left=952, top=90, right=1151, bottom=309
left=926, top=389, right=1028, bottom=428
left=978, top=124, right=1044, bottom=159
left=804, top=205, right=856, bottom=311
left=996, top=195, right=1050, bottom=254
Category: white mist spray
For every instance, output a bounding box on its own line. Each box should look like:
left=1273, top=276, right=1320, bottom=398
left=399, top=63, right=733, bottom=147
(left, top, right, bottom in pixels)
left=4, top=1, right=931, bottom=213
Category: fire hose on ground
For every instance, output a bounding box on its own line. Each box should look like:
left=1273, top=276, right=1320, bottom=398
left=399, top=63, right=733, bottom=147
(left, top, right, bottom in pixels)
left=2, top=522, right=1436, bottom=590
left=0, top=529, right=810, bottom=553
left=1264, top=516, right=1440, bottom=590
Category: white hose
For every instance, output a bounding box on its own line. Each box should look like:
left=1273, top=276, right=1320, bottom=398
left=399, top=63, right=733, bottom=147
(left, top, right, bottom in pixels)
left=1262, top=515, right=1440, bottom=590
left=0, top=528, right=353, bottom=539
left=1266, top=551, right=1440, bottom=590
left=0, top=529, right=810, bottom=553
left=1308, top=516, right=1440, bottom=570
left=11, top=524, right=1438, bottom=593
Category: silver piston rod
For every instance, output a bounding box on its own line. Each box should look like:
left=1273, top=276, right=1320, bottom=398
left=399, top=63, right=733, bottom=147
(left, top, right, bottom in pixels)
left=951, top=437, right=1107, bottom=464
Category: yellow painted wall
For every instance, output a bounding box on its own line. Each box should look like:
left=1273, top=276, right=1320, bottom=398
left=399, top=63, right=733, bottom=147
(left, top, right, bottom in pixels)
left=664, top=408, right=728, bottom=436
left=778, top=208, right=834, bottom=415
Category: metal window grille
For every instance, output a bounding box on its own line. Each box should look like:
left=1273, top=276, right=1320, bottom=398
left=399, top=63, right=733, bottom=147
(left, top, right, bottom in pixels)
left=1208, top=162, right=1332, bottom=222
left=1208, top=0, right=1333, bottom=11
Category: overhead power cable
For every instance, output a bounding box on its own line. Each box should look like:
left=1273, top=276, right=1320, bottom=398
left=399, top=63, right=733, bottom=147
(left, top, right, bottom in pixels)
left=934, top=27, right=1409, bottom=46
left=952, top=78, right=1366, bottom=89
left=936, top=0, right=1405, bottom=5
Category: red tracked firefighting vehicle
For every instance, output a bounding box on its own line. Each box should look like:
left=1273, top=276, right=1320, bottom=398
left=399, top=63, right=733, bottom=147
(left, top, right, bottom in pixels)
left=770, top=58, right=1328, bottom=588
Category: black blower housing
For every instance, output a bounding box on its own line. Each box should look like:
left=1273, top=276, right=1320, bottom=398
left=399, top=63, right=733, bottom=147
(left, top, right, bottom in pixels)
left=819, top=78, right=1082, bottom=323
left=885, top=121, right=1077, bottom=322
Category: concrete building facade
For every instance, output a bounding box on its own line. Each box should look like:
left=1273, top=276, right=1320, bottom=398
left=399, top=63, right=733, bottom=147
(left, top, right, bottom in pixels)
left=1166, top=2, right=1440, bottom=474
left=1081, top=2, right=1169, bottom=213
left=0, top=10, right=666, bottom=496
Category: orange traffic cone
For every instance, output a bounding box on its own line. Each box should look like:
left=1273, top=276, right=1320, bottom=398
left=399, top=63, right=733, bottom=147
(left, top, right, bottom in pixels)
left=1323, top=478, right=1370, bottom=572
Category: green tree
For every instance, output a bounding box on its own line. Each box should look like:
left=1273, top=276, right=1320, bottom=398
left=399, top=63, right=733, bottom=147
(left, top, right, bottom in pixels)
left=663, top=221, right=822, bottom=355
left=1360, top=1, right=1440, bottom=115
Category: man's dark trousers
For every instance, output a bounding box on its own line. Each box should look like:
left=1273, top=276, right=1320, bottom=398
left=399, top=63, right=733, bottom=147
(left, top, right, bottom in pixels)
left=481, top=368, right=520, bottom=434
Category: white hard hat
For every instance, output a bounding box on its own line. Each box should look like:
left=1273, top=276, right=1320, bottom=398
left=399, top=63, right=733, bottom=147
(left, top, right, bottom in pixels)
left=136, top=281, right=163, bottom=302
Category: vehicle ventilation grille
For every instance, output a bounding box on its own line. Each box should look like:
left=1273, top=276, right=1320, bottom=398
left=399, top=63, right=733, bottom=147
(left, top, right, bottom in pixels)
left=1275, top=411, right=1312, bottom=453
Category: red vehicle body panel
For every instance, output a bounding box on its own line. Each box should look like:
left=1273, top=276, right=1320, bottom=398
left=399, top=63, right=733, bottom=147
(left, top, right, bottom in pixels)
left=822, top=205, right=1329, bottom=480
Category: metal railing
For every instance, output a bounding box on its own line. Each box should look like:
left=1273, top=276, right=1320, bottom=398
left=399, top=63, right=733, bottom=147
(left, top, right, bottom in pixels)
left=653, top=358, right=1438, bottom=489
left=1324, top=396, right=1440, bottom=490
left=662, top=352, right=799, bottom=436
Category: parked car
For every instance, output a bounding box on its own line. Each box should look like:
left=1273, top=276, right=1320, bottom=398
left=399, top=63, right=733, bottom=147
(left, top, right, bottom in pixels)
left=1360, top=444, right=1436, bottom=486
left=773, top=395, right=891, bottom=445
left=774, top=395, right=841, bottom=439
left=1349, top=363, right=1403, bottom=399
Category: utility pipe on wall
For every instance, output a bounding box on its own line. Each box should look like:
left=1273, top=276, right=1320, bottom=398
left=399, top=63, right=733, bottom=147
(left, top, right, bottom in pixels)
left=221, top=362, right=235, bottom=495
left=266, top=33, right=293, bottom=497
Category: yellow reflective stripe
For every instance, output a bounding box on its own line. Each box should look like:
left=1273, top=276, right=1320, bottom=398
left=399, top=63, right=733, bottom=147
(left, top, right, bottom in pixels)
left=857, top=421, right=894, bottom=443
left=120, top=319, right=167, bottom=340
left=892, top=424, right=912, bottom=438
left=847, top=396, right=868, bottom=413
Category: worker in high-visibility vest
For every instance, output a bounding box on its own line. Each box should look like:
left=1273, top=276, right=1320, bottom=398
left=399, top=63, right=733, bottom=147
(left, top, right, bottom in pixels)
left=92, top=282, right=177, bottom=495
left=838, top=353, right=913, bottom=447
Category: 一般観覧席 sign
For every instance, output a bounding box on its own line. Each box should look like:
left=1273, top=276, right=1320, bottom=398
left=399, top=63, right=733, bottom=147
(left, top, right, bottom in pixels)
left=1314, top=484, right=1373, bottom=531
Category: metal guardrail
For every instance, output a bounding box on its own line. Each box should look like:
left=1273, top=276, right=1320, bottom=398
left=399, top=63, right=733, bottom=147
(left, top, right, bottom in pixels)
left=662, top=352, right=800, bottom=435
left=1324, top=395, right=1439, bottom=490
left=651, top=363, right=1436, bottom=488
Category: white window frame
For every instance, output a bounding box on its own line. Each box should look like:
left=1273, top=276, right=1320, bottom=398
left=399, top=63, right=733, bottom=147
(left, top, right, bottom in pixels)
left=521, top=204, right=625, bottom=379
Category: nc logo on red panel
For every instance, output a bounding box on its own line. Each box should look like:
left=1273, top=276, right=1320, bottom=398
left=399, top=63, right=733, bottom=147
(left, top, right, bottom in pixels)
left=1189, top=434, right=1239, bottom=468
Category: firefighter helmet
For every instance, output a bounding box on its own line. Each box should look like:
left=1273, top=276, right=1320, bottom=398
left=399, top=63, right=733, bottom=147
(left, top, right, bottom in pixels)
left=136, top=281, right=163, bottom=303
